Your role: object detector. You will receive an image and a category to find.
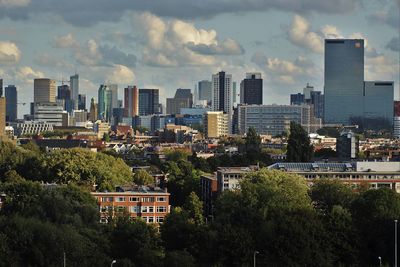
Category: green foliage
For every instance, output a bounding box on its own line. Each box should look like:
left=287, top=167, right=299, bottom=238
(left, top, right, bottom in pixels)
left=245, top=127, right=261, bottom=154
left=102, top=132, right=111, bottom=142
left=287, top=121, right=313, bottom=162
left=164, top=149, right=191, bottom=161
left=164, top=250, right=196, bottom=267
left=133, top=169, right=155, bottom=186
left=314, top=148, right=337, bottom=158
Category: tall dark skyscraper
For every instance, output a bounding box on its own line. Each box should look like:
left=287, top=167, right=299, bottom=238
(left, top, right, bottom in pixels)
left=57, top=84, right=73, bottom=113
left=240, top=73, right=263, bottom=105
left=78, top=94, right=86, bottom=110
left=5, top=85, right=17, bottom=122
left=324, top=39, right=364, bottom=124
left=139, top=89, right=159, bottom=115
left=198, top=80, right=212, bottom=105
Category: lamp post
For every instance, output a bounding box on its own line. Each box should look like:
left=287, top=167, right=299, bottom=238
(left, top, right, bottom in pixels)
left=253, top=251, right=259, bottom=267
left=378, top=256, right=382, bottom=266
left=111, top=259, right=116, bottom=267
left=396, top=220, right=398, bottom=267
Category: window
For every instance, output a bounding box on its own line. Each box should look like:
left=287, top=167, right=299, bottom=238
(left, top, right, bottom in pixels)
left=116, top=197, right=126, bottom=202
left=100, top=206, right=112, bottom=212
left=156, top=197, right=166, bottom=202
left=156, top=206, right=167, bottom=213
left=156, top=216, right=164, bottom=223
left=100, top=217, right=108, bottom=223
left=141, top=206, right=154, bottom=213
left=129, top=197, right=139, bottom=202
left=130, top=206, right=139, bottom=213
left=101, top=197, right=113, bottom=202
left=148, top=216, right=154, bottom=223
left=116, top=206, right=126, bottom=212
left=142, top=197, right=155, bottom=202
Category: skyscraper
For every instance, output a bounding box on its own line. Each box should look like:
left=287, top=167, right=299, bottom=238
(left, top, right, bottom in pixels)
left=240, top=73, right=263, bottom=105
left=89, top=98, right=98, bottom=122
left=34, top=78, right=56, bottom=104
left=212, top=71, right=233, bottom=132
left=108, top=84, right=118, bottom=110
left=0, top=79, right=3, bottom=97
left=70, top=74, right=79, bottom=109
left=324, top=39, right=364, bottom=124
left=124, top=86, right=138, bottom=117
left=166, top=88, right=193, bottom=115
left=139, top=89, right=159, bottom=115
left=57, top=84, right=73, bottom=113
left=78, top=94, right=86, bottom=110
left=0, top=96, right=5, bottom=138
left=198, top=80, right=212, bottom=105
left=5, top=85, right=17, bottom=122
left=98, top=85, right=112, bottom=122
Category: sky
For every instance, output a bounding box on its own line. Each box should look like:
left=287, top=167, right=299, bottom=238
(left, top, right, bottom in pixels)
left=0, top=0, right=399, bottom=117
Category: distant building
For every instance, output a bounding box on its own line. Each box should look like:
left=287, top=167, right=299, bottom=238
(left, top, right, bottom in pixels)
left=212, top=71, right=233, bottom=133
left=216, top=166, right=259, bottom=192
left=166, top=88, right=193, bottom=115
left=109, top=84, right=118, bottom=110
left=94, top=121, right=110, bottom=139
left=0, top=97, right=5, bottom=138
left=198, top=80, right=212, bottom=105
left=72, top=110, right=88, bottom=127
left=240, top=73, right=263, bottom=105
left=290, top=84, right=324, bottom=119
left=10, top=121, right=53, bottom=136
left=139, top=89, right=159, bottom=115
left=337, top=131, right=359, bottom=160
left=92, top=187, right=170, bottom=224
left=98, top=85, right=112, bottom=122
left=34, top=78, right=56, bottom=104
left=290, top=93, right=305, bottom=106
left=363, top=81, right=394, bottom=126
left=33, top=102, right=64, bottom=126
left=57, top=84, right=73, bottom=113
left=394, top=101, right=400, bottom=138
left=78, top=94, right=86, bottom=110
left=124, top=86, right=139, bottom=117
left=5, top=85, right=17, bottom=122
left=70, top=74, right=79, bottom=109
left=200, top=175, right=217, bottom=216
left=89, top=98, right=98, bottom=122
left=204, top=111, right=228, bottom=138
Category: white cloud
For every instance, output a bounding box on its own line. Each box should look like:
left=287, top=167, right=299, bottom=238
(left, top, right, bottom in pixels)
left=0, top=0, right=30, bottom=7
left=106, top=64, right=135, bottom=84
left=287, top=15, right=324, bottom=53
left=53, top=33, right=79, bottom=49
left=14, top=66, right=45, bottom=82
left=0, top=41, right=21, bottom=64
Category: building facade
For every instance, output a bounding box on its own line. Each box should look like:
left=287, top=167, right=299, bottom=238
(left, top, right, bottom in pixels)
left=139, top=89, right=159, bottom=115
left=204, top=111, right=228, bottom=138
left=70, top=74, right=79, bottom=109
left=0, top=97, right=5, bottom=138
left=212, top=71, right=233, bottom=133
left=166, top=88, right=193, bottom=115
left=240, top=73, right=263, bottom=105
left=124, top=86, right=139, bottom=117
left=33, top=102, right=64, bottom=126
left=10, top=121, right=53, bottom=136
left=5, top=85, right=17, bottom=122
left=98, top=85, right=112, bottom=122
left=34, top=78, right=56, bottom=104
left=198, top=80, right=212, bottom=105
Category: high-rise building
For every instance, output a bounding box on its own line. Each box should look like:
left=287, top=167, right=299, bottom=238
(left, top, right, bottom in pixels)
left=109, top=84, right=118, bottom=110
left=124, top=86, right=139, bottom=117
left=204, top=111, right=229, bottom=138
left=5, top=85, right=17, bottom=122
left=139, top=89, right=159, bottom=115
left=166, top=88, right=193, bottom=115
left=290, top=93, right=305, bottom=106
left=78, top=94, right=86, bottom=110
left=337, top=131, right=359, bottom=160
left=34, top=78, right=56, bottom=104
left=70, top=74, right=79, bottom=109
left=290, top=84, right=324, bottom=119
left=0, top=96, right=5, bottom=138
left=363, top=81, right=394, bottom=126
left=212, top=71, right=233, bottom=133
left=394, top=101, right=400, bottom=138
left=89, top=98, right=98, bottom=122
left=310, top=91, right=324, bottom=119
left=303, top=83, right=314, bottom=100
left=57, top=84, right=74, bottom=113
left=240, top=73, right=263, bottom=105
left=33, top=102, right=64, bottom=126
left=98, top=85, right=112, bottom=122
left=0, top=79, right=3, bottom=97
left=198, top=80, right=212, bottom=105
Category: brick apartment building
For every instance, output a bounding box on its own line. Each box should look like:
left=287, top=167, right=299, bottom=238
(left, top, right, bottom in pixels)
left=92, top=186, right=170, bottom=224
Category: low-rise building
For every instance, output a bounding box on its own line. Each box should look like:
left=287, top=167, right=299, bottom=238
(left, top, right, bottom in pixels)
left=216, top=166, right=259, bottom=192
left=11, top=121, right=54, bottom=136
left=200, top=175, right=218, bottom=217
left=91, top=186, right=170, bottom=224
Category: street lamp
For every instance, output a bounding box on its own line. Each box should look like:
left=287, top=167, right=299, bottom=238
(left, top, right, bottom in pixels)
left=253, top=251, right=259, bottom=267
left=111, top=259, right=116, bottom=267
left=378, top=256, right=382, bottom=266
left=395, top=220, right=398, bottom=267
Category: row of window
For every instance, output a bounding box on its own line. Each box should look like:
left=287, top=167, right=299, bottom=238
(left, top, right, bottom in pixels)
left=101, top=196, right=167, bottom=203
left=100, top=206, right=168, bottom=213
left=303, top=174, right=400, bottom=179
left=100, top=216, right=165, bottom=224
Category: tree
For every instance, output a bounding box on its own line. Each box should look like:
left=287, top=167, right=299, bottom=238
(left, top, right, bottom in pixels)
left=102, top=132, right=110, bottom=142
left=183, top=192, right=204, bottom=225
left=245, top=127, right=261, bottom=154
left=133, top=169, right=155, bottom=186
left=286, top=121, right=313, bottom=162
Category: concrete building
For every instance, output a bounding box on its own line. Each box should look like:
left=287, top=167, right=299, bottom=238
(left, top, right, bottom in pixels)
left=337, top=131, right=359, bottom=160
left=237, top=104, right=319, bottom=136
left=204, top=111, right=228, bottom=138
left=33, top=102, right=64, bottom=126
left=124, top=86, right=139, bottom=117
left=72, top=110, right=88, bottom=127
left=216, top=166, right=259, bottom=192
left=92, top=187, right=170, bottom=224
left=5, top=85, right=17, bottom=122
left=212, top=71, right=233, bottom=132
left=198, top=80, right=212, bottom=105
left=240, top=73, right=263, bottom=105
left=11, top=121, right=53, bottom=136
left=139, top=89, right=159, bottom=115
left=268, top=161, right=400, bottom=193
left=166, top=88, right=193, bottom=115
left=89, top=98, right=98, bottom=122
left=34, top=78, right=56, bottom=104
left=94, top=120, right=110, bottom=139
left=200, top=175, right=217, bottom=216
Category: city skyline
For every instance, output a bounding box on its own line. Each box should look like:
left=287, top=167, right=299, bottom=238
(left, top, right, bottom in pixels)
left=0, top=1, right=398, bottom=118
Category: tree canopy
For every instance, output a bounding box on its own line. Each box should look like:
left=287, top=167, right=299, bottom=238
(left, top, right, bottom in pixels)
left=286, top=121, right=313, bottom=162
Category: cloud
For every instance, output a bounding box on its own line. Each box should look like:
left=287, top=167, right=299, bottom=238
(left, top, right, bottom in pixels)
left=53, top=33, right=79, bottom=48
left=14, top=66, right=44, bottom=81
left=386, top=37, right=400, bottom=52
left=106, top=64, right=135, bottom=84
left=135, top=13, right=241, bottom=67
left=0, top=0, right=362, bottom=26
left=287, top=15, right=325, bottom=53
left=99, top=45, right=137, bottom=68
left=0, top=41, right=21, bottom=64
left=0, top=0, right=30, bottom=8
left=367, top=5, right=399, bottom=29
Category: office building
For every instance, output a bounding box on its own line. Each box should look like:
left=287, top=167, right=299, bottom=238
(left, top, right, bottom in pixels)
left=198, top=80, right=212, bottom=105
left=109, top=84, right=118, bottom=110
left=10, top=121, right=53, bottom=137
left=72, top=110, right=88, bottom=127
left=33, top=102, right=64, bottom=126
left=70, top=74, right=79, bottom=109
left=310, top=91, right=324, bottom=119
left=0, top=79, right=3, bottom=97
left=89, top=98, right=98, bottom=122
left=91, top=187, right=170, bottom=224
left=139, top=89, right=159, bottom=115
left=240, top=73, right=263, bottom=105
left=98, top=85, right=112, bottom=122
left=124, top=86, right=139, bottom=117
left=237, top=104, right=320, bottom=136
left=78, top=94, right=86, bottom=110
left=394, top=101, right=400, bottom=138
left=57, top=84, right=74, bottom=113
left=5, top=85, right=17, bottom=122
left=34, top=78, right=56, bottom=104
left=204, top=111, right=229, bottom=138
left=290, top=93, right=305, bottom=106
left=166, top=88, right=193, bottom=115
left=363, top=81, right=394, bottom=126
left=212, top=71, right=233, bottom=133
left=291, top=84, right=324, bottom=119
left=337, top=130, right=359, bottom=160
left=0, top=97, right=5, bottom=138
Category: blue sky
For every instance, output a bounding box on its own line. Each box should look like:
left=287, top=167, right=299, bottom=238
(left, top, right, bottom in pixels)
left=0, top=0, right=398, bottom=117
